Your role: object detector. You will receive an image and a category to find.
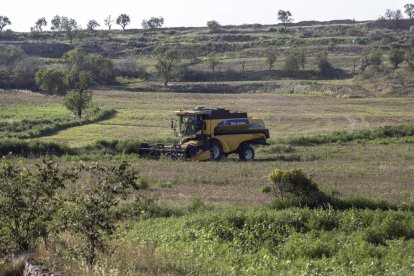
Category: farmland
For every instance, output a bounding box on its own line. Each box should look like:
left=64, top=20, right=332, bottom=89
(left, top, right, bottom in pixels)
left=1, top=16, right=414, bottom=274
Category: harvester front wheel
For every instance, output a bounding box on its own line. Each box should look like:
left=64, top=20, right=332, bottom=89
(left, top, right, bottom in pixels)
left=239, top=144, right=255, bottom=161
left=210, top=140, right=223, bottom=161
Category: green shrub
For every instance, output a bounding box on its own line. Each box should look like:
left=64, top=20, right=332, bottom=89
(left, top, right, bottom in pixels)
left=268, top=168, right=319, bottom=198
left=0, top=159, right=66, bottom=253
left=260, top=185, right=272, bottom=193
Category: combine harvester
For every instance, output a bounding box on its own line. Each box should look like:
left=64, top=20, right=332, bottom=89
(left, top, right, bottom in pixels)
left=138, top=107, right=270, bottom=161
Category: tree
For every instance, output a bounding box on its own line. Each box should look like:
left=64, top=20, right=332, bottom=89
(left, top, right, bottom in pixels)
left=61, top=17, right=78, bottom=43
left=87, top=19, right=100, bottom=31
left=406, top=49, right=414, bottom=69
left=34, top=17, right=47, bottom=32
left=64, top=70, right=93, bottom=118
left=206, top=54, right=220, bottom=71
left=405, top=3, right=414, bottom=18
left=50, top=15, right=62, bottom=31
left=297, top=50, right=306, bottom=69
left=360, top=50, right=383, bottom=72
left=35, top=68, right=68, bottom=95
left=284, top=51, right=301, bottom=71
left=315, top=52, right=335, bottom=77
left=62, top=161, right=138, bottom=266
left=142, top=16, right=164, bottom=30
left=384, top=9, right=404, bottom=20
left=239, top=60, right=246, bottom=71
left=277, top=10, right=293, bottom=30
left=207, top=20, right=220, bottom=32
left=116, top=14, right=130, bottom=30
left=388, top=48, right=405, bottom=68
left=64, top=48, right=115, bottom=84
left=0, top=159, right=66, bottom=252
left=155, top=49, right=181, bottom=86
left=104, top=15, right=114, bottom=30
left=0, top=16, right=11, bottom=32
left=264, top=48, right=277, bottom=70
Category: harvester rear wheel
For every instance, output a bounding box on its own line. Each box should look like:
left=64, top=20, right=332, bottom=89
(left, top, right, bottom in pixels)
left=210, top=140, right=223, bottom=161
left=239, top=144, right=255, bottom=161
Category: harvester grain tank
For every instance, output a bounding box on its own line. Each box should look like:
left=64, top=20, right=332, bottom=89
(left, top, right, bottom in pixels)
left=138, top=107, right=270, bottom=161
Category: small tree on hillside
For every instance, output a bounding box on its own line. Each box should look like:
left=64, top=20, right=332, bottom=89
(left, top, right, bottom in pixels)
left=87, top=19, right=100, bottom=31
left=207, top=20, right=221, bottom=32
left=405, top=3, right=414, bottom=18
left=61, top=17, right=78, bottom=43
left=0, top=16, right=11, bottom=32
left=116, top=14, right=131, bottom=30
left=239, top=60, right=246, bottom=71
left=406, top=49, right=414, bottom=69
left=389, top=48, right=405, bottom=68
left=360, top=50, right=383, bottom=72
left=277, top=10, right=293, bottom=30
left=35, top=17, right=47, bottom=32
left=284, top=51, right=301, bottom=71
left=207, top=54, right=220, bottom=71
left=156, top=49, right=181, bottom=86
left=35, top=68, right=68, bottom=95
left=104, top=15, right=114, bottom=30
left=64, top=70, right=93, bottom=118
left=264, top=48, right=277, bottom=70
left=315, top=52, right=335, bottom=77
left=142, top=17, right=164, bottom=30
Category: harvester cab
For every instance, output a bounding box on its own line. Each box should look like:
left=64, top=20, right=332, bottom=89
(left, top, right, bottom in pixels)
left=138, top=107, right=270, bottom=161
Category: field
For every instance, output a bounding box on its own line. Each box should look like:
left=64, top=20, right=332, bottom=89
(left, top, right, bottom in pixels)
left=1, top=18, right=414, bottom=274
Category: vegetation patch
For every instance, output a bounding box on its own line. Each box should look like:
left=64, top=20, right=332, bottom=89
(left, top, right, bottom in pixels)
left=0, top=108, right=116, bottom=139
left=280, top=124, right=414, bottom=145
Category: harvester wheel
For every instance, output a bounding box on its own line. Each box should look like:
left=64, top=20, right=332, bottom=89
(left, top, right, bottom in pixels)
left=210, top=140, right=223, bottom=161
left=138, top=143, right=150, bottom=157
left=239, top=144, right=255, bottom=161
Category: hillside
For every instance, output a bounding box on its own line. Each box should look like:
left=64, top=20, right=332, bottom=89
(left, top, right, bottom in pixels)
left=1, top=18, right=413, bottom=95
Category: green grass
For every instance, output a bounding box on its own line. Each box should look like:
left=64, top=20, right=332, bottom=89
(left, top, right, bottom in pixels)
left=61, top=208, right=414, bottom=275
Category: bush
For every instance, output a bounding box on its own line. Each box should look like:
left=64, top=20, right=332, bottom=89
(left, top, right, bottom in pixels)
left=268, top=168, right=319, bottom=199
left=0, top=159, right=66, bottom=254
left=284, top=51, right=301, bottom=71
left=315, top=52, right=335, bottom=77
left=388, top=48, right=405, bottom=68
left=0, top=139, right=74, bottom=156
left=35, top=68, right=68, bottom=95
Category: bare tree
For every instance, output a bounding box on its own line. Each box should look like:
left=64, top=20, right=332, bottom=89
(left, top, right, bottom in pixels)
left=104, top=15, right=114, bottom=30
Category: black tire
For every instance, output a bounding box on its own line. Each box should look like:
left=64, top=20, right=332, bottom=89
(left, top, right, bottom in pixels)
left=210, top=140, right=223, bottom=161
left=138, top=143, right=149, bottom=157
left=239, top=144, right=255, bottom=161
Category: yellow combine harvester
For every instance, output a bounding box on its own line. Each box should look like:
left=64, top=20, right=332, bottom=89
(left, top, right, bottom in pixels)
left=138, top=107, right=270, bottom=161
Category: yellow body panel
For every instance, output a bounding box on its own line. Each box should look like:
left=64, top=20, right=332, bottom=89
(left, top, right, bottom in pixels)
left=203, top=118, right=267, bottom=153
